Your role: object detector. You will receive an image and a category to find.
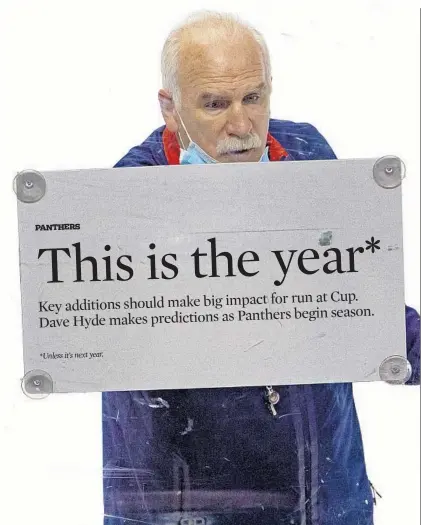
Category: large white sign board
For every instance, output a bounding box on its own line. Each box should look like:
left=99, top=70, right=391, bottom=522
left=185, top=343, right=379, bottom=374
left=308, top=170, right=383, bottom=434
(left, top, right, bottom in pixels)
left=15, top=158, right=409, bottom=394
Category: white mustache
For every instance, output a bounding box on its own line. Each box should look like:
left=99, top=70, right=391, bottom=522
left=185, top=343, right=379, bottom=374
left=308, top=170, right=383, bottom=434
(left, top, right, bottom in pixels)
left=216, top=133, right=262, bottom=155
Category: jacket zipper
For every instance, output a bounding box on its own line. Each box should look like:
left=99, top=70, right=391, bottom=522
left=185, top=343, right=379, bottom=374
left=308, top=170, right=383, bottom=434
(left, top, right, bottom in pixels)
left=265, top=385, right=308, bottom=525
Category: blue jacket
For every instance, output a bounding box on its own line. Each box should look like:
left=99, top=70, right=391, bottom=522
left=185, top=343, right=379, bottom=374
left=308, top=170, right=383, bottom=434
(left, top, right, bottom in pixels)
left=103, top=119, right=420, bottom=525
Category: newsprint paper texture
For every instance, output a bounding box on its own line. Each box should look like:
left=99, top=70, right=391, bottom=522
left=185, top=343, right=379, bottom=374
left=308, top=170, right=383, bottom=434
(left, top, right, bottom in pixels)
left=16, top=159, right=407, bottom=393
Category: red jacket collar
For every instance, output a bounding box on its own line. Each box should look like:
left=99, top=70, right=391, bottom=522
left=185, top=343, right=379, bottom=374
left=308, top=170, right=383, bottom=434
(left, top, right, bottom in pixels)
left=163, top=127, right=288, bottom=165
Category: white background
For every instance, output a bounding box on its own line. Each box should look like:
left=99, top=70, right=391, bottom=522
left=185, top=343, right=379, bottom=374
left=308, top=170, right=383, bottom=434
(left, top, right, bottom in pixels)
left=0, top=1, right=419, bottom=524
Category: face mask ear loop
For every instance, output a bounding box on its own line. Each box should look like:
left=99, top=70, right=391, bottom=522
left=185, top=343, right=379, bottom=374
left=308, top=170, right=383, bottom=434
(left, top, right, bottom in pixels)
left=177, top=131, right=187, bottom=151
left=175, top=108, right=193, bottom=150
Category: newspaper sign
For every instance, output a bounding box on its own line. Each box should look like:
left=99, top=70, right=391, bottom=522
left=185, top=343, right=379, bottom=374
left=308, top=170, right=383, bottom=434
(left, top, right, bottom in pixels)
left=15, top=157, right=409, bottom=394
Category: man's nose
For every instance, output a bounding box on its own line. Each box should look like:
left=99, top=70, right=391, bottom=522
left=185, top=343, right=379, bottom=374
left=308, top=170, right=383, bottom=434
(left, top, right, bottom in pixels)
left=225, top=104, right=252, bottom=137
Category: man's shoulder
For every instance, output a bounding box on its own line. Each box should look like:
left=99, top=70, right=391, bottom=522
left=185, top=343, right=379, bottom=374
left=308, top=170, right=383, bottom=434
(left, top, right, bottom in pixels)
left=269, top=118, right=337, bottom=161
left=114, top=125, right=167, bottom=168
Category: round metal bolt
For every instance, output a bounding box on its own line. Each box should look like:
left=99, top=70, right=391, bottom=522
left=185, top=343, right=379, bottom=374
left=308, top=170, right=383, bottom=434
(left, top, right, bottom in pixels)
left=373, top=156, right=405, bottom=189
left=14, top=170, right=46, bottom=203
left=379, top=356, right=412, bottom=385
left=21, top=370, right=53, bottom=399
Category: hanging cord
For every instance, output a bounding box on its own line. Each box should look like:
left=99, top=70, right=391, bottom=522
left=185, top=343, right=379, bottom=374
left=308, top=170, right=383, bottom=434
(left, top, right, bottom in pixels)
left=369, top=481, right=383, bottom=506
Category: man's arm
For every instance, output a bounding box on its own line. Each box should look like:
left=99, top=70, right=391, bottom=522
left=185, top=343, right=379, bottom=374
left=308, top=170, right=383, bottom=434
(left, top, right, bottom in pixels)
left=405, top=305, right=420, bottom=385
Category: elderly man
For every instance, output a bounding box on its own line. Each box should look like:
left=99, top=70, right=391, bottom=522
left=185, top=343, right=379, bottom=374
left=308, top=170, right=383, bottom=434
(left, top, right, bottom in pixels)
left=103, top=11, right=420, bottom=525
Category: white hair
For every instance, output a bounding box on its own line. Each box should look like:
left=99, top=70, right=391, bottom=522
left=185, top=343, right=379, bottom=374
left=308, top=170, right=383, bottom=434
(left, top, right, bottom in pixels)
left=161, top=10, right=272, bottom=106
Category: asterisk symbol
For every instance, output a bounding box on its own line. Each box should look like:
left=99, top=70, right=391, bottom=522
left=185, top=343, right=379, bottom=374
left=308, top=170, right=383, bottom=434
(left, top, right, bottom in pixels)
left=365, top=237, right=381, bottom=253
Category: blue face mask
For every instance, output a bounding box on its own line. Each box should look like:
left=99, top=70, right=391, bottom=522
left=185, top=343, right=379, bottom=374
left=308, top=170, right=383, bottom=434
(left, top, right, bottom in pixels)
left=180, top=142, right=219, bottom=165
left=180, top=144, right=269, bottom=164
left=177, top=111, right=270, bottom=165
left=260, top=147, right=270, bottom=163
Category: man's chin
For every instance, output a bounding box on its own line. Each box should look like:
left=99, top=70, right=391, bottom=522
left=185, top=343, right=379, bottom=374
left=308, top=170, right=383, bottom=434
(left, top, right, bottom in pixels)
left=218, top=148, right=261, bottom=163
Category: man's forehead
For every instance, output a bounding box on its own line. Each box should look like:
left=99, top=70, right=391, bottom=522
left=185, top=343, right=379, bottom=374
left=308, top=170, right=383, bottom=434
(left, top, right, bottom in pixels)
left=178, top=30, right=267, bottom=91
left=199, top=82, right=268, bottom=99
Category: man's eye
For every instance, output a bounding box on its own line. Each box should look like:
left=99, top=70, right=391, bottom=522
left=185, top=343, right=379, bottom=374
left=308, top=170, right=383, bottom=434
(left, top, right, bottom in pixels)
left=244, top=94, right=261, bottom=104
left=205, top=100, right=228, bottom=110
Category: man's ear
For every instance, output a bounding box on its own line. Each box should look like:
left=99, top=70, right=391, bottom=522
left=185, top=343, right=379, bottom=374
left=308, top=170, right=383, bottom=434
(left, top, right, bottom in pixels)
left=158, top=89, right=179, bottom=133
